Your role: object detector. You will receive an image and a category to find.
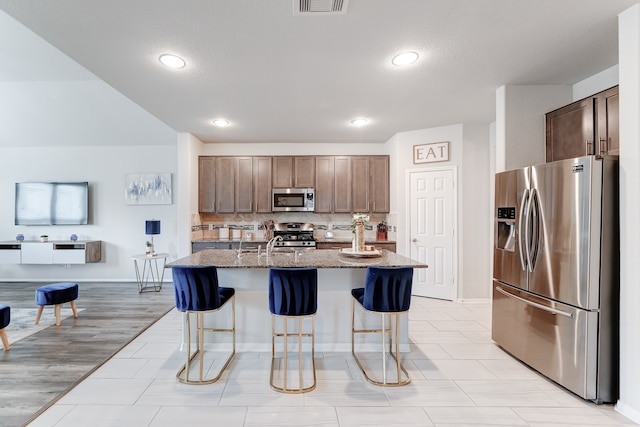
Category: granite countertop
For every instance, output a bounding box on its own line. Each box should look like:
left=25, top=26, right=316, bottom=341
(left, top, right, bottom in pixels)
left=168, top=249, right=426, bottom=269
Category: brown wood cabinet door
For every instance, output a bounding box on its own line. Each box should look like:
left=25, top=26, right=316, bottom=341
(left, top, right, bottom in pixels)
left=596, top=86, right=619, bottom=155
left=273, top=156, right=293, bottom=187
left=216, top=157, right=235, bottom=213
left=198, top=156, right=216, bottom=212
left=235, top=157, right=253, bottom=212
left=351, top=156, right=370, bottom=212
left=294, top=156, right=315, bottom=187
left=369, top=156, right=390, bottom=213
left=253, top=157, right=272, bottom=213
left=546, top=98, right=595, bottom=162
left=315, top=156, right=334, bottom=213
left=334, top=156, right=352, bottom=212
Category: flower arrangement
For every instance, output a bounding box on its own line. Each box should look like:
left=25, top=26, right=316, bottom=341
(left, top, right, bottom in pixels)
left=351, top=213, right=369, bottom=252
left=351, top=213, right=370, bottom=233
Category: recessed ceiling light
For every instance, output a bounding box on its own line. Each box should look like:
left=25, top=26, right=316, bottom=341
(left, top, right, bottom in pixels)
left=212, top=119, right=231, bottom=127
left=159, top=54, right=186, bottom=69
left=391, top=51, right=419, bottom=66
left=350, top=118, right=368, bottom=127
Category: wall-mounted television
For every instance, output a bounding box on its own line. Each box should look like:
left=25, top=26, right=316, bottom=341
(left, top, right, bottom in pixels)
left=15, top=182, right=89, bottom=226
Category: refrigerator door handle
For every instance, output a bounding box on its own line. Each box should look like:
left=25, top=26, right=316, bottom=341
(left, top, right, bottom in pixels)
left=524, top=188, right=534, bottom=272
left=529, top=188, right=540, bottom=270
left=495, top=286, right=573, bottom=318
left=518, top=189, right=530, bottom=271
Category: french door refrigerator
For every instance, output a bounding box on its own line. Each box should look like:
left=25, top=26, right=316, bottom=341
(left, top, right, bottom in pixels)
left=492, top=155, right=619, bottom=403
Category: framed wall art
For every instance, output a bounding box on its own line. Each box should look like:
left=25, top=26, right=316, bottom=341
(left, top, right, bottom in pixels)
left=125, top=173, right=172, bottom=205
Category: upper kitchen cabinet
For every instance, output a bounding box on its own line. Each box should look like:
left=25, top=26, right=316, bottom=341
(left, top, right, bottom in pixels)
left=253, top=156, right=273, bottom=213
left=546, top=86, right=619, bottom=162
left=596, top=86, right=619, bottom=155
left=235, top=157, right=253, bottom=212
left=315, top=155, right=389, bottom=214
left=352, top=156, right=390, bottom=213
left=272, top=156, right=315, bottom=188
left=198, top=156, right=253, bottom=213
left=351, top=156, right=370, bottom=212
left=369, top=155, right=390, bottom=213
left=215, top=157, right=236, bottom=213
left=314, top=156, right=334, bottom=213
left=334, top=156, right=352, bottom=213
left=198, top=156, right=216, bottom=212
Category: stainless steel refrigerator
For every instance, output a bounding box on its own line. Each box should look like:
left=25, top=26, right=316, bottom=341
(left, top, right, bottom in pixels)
left=492, top=155, right=619, bottom=403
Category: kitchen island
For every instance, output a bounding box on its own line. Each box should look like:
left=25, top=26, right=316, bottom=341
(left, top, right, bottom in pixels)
left=168, top=249, right=426, bottom=351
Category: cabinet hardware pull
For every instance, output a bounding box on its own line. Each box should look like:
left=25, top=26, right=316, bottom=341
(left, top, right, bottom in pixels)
left=586, top=139, right=594, bottom=155
left=599, top=137, right=607, bottom=155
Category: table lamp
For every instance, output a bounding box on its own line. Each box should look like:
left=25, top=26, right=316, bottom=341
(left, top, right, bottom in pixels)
left=145, top=219, right=161, bottom=255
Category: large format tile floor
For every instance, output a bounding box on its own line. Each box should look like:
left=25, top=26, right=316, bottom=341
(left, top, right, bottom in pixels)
left=26, top=296, right=636, bottom=427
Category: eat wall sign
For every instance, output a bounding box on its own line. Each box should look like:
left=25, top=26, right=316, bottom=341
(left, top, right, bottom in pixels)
left=413, top=141, right=450, bottom=164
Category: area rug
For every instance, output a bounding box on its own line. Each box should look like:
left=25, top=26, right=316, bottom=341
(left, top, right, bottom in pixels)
left=4, top=307, right=85, bottom=344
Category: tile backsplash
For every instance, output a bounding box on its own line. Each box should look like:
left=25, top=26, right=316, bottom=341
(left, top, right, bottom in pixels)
left=191, top=213, right=396, bottom=241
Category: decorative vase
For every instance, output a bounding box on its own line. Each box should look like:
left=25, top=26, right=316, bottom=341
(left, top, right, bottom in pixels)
left=355, top=222, right=365, bottom=252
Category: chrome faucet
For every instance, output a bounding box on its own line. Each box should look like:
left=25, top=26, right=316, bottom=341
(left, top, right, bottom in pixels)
left=236, top=234, right=245, bottom=258
left=266, top=235, right=283, bottom=258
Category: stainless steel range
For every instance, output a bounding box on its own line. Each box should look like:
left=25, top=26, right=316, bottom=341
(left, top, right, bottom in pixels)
left=272, top=222, right=316, bottom=249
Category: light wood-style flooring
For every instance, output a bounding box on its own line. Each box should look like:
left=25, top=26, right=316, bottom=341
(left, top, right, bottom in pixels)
left=0, top=281, right=174, bottom=427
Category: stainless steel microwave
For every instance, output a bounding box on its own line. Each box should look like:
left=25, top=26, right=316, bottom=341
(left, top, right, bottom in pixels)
left=272, top=188, right=315, bottom=212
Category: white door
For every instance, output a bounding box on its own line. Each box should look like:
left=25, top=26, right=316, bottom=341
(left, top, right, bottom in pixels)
left=409, top=168, right=456, bottom=300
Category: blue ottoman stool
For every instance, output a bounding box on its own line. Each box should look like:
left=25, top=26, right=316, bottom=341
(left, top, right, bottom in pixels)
left=35, top=283, right=79, bottom=326
left=0, top=305, right=10, bottom=350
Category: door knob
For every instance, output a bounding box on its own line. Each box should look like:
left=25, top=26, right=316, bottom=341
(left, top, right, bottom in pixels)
left=412, top=238, right=417, bottom=242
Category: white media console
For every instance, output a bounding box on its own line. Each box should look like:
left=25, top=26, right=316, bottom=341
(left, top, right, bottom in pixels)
left=0, top=240, right=102, bottom=264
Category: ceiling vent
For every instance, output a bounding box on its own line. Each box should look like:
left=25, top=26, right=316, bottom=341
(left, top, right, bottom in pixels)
left=294, top=0, right=349, bottom=15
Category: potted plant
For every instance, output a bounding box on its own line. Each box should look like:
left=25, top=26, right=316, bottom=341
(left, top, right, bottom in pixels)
left=40, top=235, right=48, bottom=242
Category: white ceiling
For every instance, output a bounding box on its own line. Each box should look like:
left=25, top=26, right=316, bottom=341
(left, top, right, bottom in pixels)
left=0, top=0, right=637, bottom=147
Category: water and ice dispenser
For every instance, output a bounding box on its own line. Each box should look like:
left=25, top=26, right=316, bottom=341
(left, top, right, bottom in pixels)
left=495, top=207, right=516, bottom=251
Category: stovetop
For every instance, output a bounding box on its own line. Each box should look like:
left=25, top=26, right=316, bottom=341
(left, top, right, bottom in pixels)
left=273, top=222, right=316, bottom=247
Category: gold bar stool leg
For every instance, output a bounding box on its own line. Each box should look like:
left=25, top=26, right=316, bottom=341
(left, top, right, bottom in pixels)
left=283, top=317, right=288, bottom=391
left=382, top=313, right=387, bottom=384
left=298, top=317, right=303, bottom=392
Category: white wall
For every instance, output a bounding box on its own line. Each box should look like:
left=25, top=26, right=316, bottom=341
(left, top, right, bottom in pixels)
left=496, top=85, right=572, bottom=171
left=573, top=65, right=619, bottom=101
left=616, top=4, right=640, bottom=422
left=0, top=145, right=178, bottom=281
left=461, top=124, right=492, bottom=300
left=387, top=123, right=492, bottom=301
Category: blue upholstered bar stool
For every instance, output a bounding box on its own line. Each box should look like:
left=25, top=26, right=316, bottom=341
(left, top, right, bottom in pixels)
left=268, top=267, right=318, bottom=393
left=172, top=265, right=236, bottom=385
left=351, top=266, right=414, bottom=386
left=0, top=305, right=10, bottom=351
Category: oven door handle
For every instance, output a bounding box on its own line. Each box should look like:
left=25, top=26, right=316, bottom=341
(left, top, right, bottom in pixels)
left=495, top=286, right=573, bottom=318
